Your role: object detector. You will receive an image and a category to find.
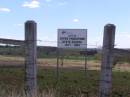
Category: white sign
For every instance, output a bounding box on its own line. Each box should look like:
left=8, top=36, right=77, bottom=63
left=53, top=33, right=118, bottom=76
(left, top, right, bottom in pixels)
left=58, top=29, right=87, bottom=49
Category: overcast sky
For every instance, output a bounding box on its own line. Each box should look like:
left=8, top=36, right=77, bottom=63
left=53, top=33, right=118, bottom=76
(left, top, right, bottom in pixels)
left=0, top=0, right=130, bottom=48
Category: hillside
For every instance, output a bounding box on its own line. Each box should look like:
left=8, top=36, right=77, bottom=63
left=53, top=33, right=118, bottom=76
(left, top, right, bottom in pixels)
left=0, top=45, right=97, bottom=58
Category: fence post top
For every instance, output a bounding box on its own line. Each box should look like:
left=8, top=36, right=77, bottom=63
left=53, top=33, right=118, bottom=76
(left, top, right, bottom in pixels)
left=25, top=20, right=37, bottom=24
left=105, top=24, right=116, bottom=28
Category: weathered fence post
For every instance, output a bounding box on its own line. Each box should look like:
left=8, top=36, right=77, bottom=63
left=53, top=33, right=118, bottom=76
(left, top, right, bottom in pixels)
left=25, top=20, right=37, bottom=97
left=99, top=24, right=116, bottom=97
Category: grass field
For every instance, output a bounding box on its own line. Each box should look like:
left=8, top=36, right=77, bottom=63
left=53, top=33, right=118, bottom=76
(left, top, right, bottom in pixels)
left=0, top=55, right=100, bottom=69
left=0, top=68, right=130, bottom=97
left=0, top=55, right=130, bottom=97
left=0, top=55, right=130, bottom=71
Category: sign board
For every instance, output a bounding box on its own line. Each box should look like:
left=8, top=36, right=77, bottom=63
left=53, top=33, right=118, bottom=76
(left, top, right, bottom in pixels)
left=58, top=29, right=87, bottom=49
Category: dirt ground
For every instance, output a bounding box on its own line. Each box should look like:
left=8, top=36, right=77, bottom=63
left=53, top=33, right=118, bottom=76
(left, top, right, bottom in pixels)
left=0, top=55, right=130, bottom=71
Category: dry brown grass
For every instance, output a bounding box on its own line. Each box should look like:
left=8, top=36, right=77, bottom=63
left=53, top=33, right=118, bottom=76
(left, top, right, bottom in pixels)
left=0, top=91, right=55, bottom=97
left=0, top=55, right=101, bottom=71
left=0, top=55, right=130, bottom=71
left=0, top=89, right=91, bottom=97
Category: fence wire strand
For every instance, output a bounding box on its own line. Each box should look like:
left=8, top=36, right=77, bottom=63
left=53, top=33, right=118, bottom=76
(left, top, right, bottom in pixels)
left=0, top=41, right=130, bottom=97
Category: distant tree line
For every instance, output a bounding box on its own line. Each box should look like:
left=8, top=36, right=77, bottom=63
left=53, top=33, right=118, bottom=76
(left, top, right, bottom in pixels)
left=0, top=45, right=98, bottom=58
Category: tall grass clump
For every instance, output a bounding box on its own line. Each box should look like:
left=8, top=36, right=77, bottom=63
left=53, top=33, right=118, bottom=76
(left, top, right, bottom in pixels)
left=0, top=88, right=92, bottom=97
left=0, top=88, right=55, bottom=97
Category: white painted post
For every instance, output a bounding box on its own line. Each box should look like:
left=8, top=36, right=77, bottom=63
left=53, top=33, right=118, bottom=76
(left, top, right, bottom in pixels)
left=99, top=24, right=116, bottom=97
left=25, top=20, right=37, bottom=97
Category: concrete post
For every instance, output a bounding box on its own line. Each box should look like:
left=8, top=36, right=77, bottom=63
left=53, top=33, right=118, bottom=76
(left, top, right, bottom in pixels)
left=99, top=24, right=116, bottom=97
left=25, top=20, right=37, bottom=97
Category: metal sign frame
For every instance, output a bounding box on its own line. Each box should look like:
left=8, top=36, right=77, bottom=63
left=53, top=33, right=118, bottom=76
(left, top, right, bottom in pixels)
left=58, top=29, right=87, bottom=49
left=56, top=29, right=88, bottom=79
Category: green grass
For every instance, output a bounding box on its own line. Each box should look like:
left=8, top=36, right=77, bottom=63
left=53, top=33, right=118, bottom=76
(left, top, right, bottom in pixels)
left=62, top=55, right=97, bottom=61
left=0, top=68, right=130, bottom=97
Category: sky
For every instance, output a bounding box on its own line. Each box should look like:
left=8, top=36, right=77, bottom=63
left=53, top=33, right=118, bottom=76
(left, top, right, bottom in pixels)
left=0, top=0, right=130, bottom=48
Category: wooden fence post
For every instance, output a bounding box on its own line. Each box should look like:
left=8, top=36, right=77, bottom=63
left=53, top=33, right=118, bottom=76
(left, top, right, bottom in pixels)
left=99, top=24, right=116, bottom=97
left=25, top=20, right=37, bottom=97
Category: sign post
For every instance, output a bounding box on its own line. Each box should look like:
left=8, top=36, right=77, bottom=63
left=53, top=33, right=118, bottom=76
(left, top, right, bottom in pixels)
left=57, top=29, right=87, bottom=78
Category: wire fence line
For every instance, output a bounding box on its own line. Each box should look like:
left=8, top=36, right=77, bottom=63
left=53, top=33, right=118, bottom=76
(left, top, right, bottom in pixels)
left=0, top=40, right=101, bottom=49
left=0, top=52, right=130, bottom=97
left=0, top=22, right=130, bottom=97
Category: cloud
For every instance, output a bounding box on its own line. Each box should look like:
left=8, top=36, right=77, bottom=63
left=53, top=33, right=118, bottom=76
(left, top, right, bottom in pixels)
left=58, top=2, right=67, bottom=6
left=73, top=18, right=79, bottom=23
left=45, top=0, right=52, bottom=3
left=14, top=23, right=23, bottom=27
left=0, top=7, right=11, bottom=12
left=22, top=0, right=40, bottom=8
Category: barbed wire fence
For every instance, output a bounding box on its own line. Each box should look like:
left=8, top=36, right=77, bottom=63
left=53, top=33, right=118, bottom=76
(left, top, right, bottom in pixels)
left=0, top=24, right=130, bottom=97
left=1, top=41, right=130, bottom=97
